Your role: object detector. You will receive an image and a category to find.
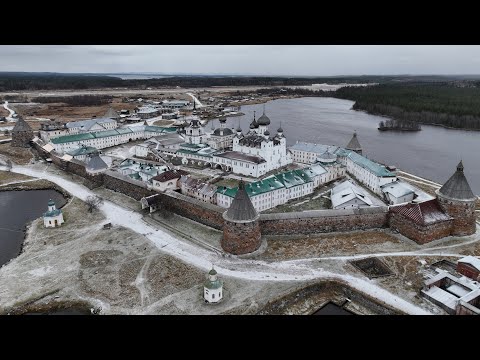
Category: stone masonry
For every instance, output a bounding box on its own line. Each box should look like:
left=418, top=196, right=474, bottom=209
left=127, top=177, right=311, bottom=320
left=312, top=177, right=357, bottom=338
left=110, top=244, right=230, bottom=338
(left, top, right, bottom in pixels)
left=436, top=196, right=476, bottom=236
left=222, top=220, right=262, bottom=255
left=389, top=212, right=453, bottom=244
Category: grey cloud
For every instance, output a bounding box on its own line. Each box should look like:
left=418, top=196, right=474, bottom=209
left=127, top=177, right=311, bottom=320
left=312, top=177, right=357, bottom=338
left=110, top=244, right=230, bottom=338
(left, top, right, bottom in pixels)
left=1, top=45, right=480, bottom=75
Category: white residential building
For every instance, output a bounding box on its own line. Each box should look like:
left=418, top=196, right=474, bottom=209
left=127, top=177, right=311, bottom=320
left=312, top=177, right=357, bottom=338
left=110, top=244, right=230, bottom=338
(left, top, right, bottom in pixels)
left=179, top=175, right=217, bottom=204
left=381, top=180, right=416, bottom=205
left=216, top=167, right=322, bottom=212
left=289, top=142, right=340, bottom=164
left=151, top=169, right=188, bottom=192
left=66, top=117, right=118, bottom=134
left=50, top=126, right=178, bottom=153
left=330, top=180, right=373, bottom=210
left=343, top=150, right=397, bottom=195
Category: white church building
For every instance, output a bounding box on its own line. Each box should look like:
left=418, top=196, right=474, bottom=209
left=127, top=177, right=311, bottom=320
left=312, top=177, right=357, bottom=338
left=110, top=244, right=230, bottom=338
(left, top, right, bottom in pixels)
left=212, top=110, right=292, bottom=177
left=204, top=267, right=223, bottom=304
left=43, top=199, right=64, bottom=228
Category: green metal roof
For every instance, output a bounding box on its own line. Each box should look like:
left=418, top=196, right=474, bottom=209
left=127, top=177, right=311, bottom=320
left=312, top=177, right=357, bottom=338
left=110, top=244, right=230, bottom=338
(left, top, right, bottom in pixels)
left=276, top=169, right=312, bottom=189
left=116, top=128, right=134, bottom=135
left=177, top=149, right=212, bottom=157
left=51, top=132, right=95, bottom=144
left=346, top=151, right=395, bottom=177
left=181, top=143, right=205, bottom=149
left=66, top=145, right=98, bottom=156
left=44, top=209, right=62, bottom=217
left=204, top=278, right=222, bottom=290
left=94, top=129, right=121, bottom=138
left=128, top=173, right=141, bottom=180
left=216, top=168, right=314, bottom=199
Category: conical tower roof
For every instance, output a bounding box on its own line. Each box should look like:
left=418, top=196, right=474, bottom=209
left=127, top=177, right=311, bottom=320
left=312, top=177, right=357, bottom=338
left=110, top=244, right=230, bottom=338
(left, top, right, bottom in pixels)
left=12, top=116, right=32, bottom=132
left=346, top=131, right=361, bottom=150
left=438, top=161, right=476, bottom=200
left=224, top=180, right=258, bottom=222
left=86, top=153, right=108, bottom=172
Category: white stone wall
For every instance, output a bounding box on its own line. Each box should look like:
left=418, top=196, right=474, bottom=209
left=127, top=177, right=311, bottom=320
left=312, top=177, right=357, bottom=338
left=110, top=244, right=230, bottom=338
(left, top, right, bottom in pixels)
left=135, top=144, right=149, bottom=158
left=44, top=213, right=64, bottom=228
left=52, top=129, right=155, bottom=153
left=346, top=157, right=396, bottom=195
left=152, top=179, right=179, bottom=192
left=204, top=286, right=222, bottom=303
left=39, top=129, right=69, bottom=142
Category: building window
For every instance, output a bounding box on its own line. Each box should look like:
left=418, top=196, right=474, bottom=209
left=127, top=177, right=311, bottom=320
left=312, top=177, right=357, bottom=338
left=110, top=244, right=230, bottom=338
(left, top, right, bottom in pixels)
left=212, top=294, right=215, bottom=299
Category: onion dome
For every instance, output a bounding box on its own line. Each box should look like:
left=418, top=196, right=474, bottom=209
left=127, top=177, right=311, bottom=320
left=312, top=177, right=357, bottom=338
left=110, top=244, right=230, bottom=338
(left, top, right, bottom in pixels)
left=204, top=267, right=222, bottom=290
left=213, top=128, right=233, bottom=136
left=277, top=125, right=283, bottom=133
left=264, top=130, right=270, bottom=136
left=257, top=113, right=270, bottom=126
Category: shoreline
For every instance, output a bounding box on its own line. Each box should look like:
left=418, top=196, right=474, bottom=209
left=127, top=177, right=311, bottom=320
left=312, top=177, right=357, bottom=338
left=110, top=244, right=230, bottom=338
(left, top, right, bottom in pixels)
left=350, top=105, right=480, bottom=133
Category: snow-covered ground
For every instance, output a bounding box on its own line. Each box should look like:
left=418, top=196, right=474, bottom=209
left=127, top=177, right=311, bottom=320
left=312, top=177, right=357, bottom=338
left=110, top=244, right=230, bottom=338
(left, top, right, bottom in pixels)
left=186, top=93, right=204, bottom=108
left=3, top=101, right=16, bottom=122
left=102, top=144, right=136, bottom=160
left=2, top=163, right=455, bottom=314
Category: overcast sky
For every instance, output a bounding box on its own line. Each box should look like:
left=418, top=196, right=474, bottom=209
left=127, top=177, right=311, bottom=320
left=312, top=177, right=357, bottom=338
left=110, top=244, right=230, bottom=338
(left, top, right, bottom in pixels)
left=1, top=45, right=480, bottom=75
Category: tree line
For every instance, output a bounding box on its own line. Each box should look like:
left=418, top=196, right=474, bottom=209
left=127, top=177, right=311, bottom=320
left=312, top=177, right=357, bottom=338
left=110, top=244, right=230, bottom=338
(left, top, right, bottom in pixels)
left=334, top=83, right=480, bottom=130
left=31, top=95, right=113, bottom=106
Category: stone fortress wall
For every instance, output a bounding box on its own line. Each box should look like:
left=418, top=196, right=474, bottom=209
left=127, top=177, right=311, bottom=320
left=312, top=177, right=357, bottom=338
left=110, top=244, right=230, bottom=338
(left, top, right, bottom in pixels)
left=32, top=139, right=477, bottom=251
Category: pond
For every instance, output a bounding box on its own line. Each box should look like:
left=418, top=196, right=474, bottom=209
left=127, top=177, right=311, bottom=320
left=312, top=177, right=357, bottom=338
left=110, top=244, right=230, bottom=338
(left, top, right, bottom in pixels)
left=0, top=189, right=67, bottom=267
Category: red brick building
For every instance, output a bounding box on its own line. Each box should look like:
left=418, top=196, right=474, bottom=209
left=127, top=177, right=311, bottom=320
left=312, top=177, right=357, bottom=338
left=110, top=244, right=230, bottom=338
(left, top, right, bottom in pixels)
left=457, top=256, right=480, bottom=280
left=389, top=161, right=477, bottom=244
left=389, top=199, right=453, bottom=244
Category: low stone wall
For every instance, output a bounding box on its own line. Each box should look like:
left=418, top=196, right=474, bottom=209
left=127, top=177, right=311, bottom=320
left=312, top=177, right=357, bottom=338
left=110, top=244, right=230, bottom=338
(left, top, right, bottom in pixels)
left=259, top=207, right=389, bottom=235
left=159, top=191, right=225, bottom=230
left=257, top=280, right=399, bottom=315
left=389, top=213, right=453, bottom=244
left=103, top=171, right=155, bottom=201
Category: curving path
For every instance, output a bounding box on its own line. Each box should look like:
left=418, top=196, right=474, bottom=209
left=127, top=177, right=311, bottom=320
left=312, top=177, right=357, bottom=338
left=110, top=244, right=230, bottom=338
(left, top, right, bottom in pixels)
left=3, top=101, right=16, bottom=122
left=186, top=93, right=204, bottom=108
left=7, top=163, right=480, bottom=314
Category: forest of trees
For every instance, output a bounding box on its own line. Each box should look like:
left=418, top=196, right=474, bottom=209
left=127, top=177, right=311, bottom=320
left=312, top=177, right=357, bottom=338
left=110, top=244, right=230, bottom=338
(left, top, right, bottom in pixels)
left=378, top=119, right=421, bottom=131
left=0, top=73, right=388, bottom=92
left=31, top=95, right=113, bottom=106
left=334, top=83, right=480, bottom=130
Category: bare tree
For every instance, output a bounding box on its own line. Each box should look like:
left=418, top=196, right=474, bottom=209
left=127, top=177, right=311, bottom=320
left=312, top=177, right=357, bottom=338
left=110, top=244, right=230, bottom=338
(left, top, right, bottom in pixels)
left=85, top=195, right=103, bottom=213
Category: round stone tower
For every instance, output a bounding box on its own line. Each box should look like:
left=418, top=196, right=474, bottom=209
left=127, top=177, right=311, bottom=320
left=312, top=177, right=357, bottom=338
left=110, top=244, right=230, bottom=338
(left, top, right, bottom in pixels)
left=221, top=180, right=262, bottom=255
left=436, top=160, right=477, bottom=236
left=11, top=116, right=33, bottom=148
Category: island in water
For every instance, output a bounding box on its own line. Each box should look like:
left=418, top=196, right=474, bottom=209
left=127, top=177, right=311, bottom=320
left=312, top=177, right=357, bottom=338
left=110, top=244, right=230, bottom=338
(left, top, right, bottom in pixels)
left=378, top=119, right=421, bottom=131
